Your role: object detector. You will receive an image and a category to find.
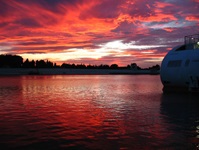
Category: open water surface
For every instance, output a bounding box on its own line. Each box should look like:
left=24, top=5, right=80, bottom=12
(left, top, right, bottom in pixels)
left=0, top=75, right=198, bottom=149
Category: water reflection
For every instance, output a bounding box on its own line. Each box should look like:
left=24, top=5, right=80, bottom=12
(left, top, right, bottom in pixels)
left=160, top=93, right=199, bottom=149
left=0, top=75, right=198, bottom=149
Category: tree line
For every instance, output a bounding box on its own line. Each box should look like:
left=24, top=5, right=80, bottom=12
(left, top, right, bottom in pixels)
left=0, top=54, right=160, bottom=70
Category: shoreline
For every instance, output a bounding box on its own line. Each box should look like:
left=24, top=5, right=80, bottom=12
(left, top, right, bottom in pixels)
left=0, top=68, right=159, bottom=76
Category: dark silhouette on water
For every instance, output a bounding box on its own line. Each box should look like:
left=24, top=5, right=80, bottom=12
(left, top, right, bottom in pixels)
left=0, top=55, right=23, bottom=68
left=23, top=59, right=35, bottom=68
left=160, top=93, right=199, bottom=149
left=0, top=54, right=160, bottom=72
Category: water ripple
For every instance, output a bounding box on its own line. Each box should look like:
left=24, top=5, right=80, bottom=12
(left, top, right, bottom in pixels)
left=0, top=75, right=198, bottom=149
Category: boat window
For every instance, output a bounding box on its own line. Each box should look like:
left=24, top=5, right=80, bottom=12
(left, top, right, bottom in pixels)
left=184, top=59, right=190, bottom=67
left=167, top=60, right=182, bottom=67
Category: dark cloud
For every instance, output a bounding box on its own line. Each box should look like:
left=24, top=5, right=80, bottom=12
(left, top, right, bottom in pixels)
left=126, top=0, right=156, bottom=17
left=0, top=22, right=7, bottom=28
left=16, top=39, right=58, bottom=46
left=0, top=0, right=199, bottom=67
left=40, top=0, right=84, bottom=6
left=0, top=1, right=10, bottom=17
left=0, top=0, right=82, bottom=15
left=36, top=0, right=67, bottom=14
left=15, top=18, right=42, bottom=28
left=79, top=0, right=122, bottom=19
left=111, top=21, right=138, bottom=35
left=13, top=45, right=83, bottom=52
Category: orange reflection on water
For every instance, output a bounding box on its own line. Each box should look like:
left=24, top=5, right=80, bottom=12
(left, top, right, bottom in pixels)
left=0, top=75, right=197, bottom=149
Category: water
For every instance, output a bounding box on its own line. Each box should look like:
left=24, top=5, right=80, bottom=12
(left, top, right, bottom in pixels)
left=0, top=75, right=198, bottom=149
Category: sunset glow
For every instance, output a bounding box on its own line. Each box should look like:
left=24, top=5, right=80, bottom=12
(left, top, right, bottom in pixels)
left=0, top=0, right=199, bottom=67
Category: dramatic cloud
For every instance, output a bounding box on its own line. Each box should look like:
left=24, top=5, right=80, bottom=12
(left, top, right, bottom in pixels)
left=0, top=0, right=199, bottom=67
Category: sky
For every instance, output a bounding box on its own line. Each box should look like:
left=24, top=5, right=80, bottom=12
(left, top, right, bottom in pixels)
left=0, top=0, right=199, bottom=67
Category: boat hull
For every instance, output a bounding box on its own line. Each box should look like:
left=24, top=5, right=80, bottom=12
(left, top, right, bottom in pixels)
left=160, top=48, right=199, bottom=92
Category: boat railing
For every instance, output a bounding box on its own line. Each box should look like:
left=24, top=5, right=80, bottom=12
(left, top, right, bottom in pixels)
left=184, top=34, right=199, bottom=50
left=184, top=34, right=199, bottom=45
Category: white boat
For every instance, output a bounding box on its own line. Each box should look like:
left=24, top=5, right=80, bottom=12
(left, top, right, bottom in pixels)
left=160, top=34, right=199, bottom=92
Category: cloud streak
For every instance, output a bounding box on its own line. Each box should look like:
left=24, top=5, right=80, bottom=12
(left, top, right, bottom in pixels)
left=0, top=0, right=199, bottom=67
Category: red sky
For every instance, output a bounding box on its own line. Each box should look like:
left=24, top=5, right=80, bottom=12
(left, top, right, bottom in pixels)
left=0, top=0, right=199, bottom=67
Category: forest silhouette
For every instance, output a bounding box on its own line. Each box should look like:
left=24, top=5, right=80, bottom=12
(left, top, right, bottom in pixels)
left=0, top=54, right=160, bottom=70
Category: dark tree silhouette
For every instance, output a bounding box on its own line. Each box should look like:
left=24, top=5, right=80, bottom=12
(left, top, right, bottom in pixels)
left=87, top=64, right=95, bottom=69
left=130, top=63, right=138, bottom=69
left=127, top=64, right=131, bottom=69
left=110, top=64, right=118, bottom=69
left=76, top=64, right=86, bottom=69
left=149, top=64, right=160, bottom=70
left=46, top=60, right=53, bottom=68
left=34, top=60, right=54, bottom=68
left=98, top=64, right=109, bottom=69
left=61, top=63, right=73, bottom=68
left=30, top=60, right=35, bottom=68
left=23, top=59, right=30, bottom=68
left=36, top=60, right=46, bottom=68
left=0, top=54, right=23, bottom=68
left=0, top=54, right=160, bottom=71
left=53, top=63, right=59, bottom=68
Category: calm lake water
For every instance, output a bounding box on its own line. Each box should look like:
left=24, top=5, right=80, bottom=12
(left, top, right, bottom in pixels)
left=0, top=75, right=198, bottom=149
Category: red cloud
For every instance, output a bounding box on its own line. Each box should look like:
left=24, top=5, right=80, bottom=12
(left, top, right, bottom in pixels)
left=0, top=0, right=199, bottom=67
left=186, top=15, right=199, bottom=22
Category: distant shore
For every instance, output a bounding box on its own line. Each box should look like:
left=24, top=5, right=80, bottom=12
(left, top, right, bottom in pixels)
left=0, top=68, right=159, bottom=75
